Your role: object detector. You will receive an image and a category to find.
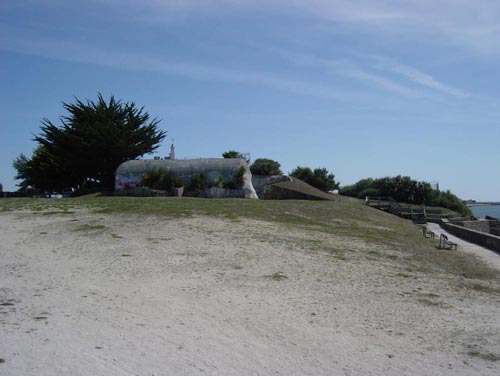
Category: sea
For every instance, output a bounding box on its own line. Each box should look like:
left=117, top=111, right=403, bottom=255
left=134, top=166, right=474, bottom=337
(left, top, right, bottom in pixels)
left=469, top=204, right=500, bottom=219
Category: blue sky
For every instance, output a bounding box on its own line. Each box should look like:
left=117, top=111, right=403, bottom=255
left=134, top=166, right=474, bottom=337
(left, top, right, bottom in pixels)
left=1, top=0, right=499, bottom=200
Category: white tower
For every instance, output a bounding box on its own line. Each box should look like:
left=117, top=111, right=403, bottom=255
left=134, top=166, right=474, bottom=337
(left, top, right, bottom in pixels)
left=169, top=140, right=175, bottom=160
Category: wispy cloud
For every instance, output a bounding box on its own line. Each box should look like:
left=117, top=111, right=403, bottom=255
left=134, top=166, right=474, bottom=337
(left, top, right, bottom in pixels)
left=341, top=68, right=428, bottom=98
left=270, top=49, right=446, bottom=99
left=101, top=0, right=500, bottom=54
left=0, top=30, right=366, bottom=102
left=6, top=1, right=500, bottom=56
left=293, top=1, right=500, bottom=54
left=368, top=57, right=469, bottom=98
left=0, top=1, right=482, bottom=102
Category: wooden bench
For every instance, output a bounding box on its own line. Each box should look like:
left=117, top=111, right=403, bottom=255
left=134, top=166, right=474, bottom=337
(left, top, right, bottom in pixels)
left=422, top=226, right=435, bottom=239
left=439, top=234, right=457, bottom=250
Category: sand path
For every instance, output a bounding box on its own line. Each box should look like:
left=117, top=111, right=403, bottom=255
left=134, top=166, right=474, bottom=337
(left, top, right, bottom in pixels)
left=426, top=223, right=500, bottom=271
left=1, top=211, right=499, bottom=375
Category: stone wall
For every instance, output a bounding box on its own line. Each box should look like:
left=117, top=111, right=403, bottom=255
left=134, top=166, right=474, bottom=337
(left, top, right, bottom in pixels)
left=482, top=217, right=500, bottom=236
left=451, top=219, right=500, bottom=236
left=490, top=224, right=500, bottom=237
left=453, top=220, right=491, bottom=233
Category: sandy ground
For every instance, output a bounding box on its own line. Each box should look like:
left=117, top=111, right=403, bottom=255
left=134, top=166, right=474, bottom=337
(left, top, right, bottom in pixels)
left=1, top=211, right=500, bottom=375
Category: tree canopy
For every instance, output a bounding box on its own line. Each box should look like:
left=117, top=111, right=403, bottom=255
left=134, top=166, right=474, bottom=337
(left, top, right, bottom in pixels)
left=222, top=150, right=244, bottom=159
left=13, top=146, right=63, bottom=191
left=250, top=158, right=282, bottom=176
left=290, top=166, right=339, bottom=192
left=13, top=94, right=166, bottom=191
left=340, top=175, right=472, bottom=216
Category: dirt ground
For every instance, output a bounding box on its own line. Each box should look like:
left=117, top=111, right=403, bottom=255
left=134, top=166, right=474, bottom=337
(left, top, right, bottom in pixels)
left=1, top=210, right=499, bottom=375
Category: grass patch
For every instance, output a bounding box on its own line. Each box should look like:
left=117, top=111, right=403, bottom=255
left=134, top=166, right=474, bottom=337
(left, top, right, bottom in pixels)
left=265, top=272, right=288, bottom=281
left=419, top=292, right=440, bottom=298
left=466, top=283, right=500, bottom=294
left=417, top=299, right=440, bottom=306
left=0, top=358, right=5, bottom=364
left=417, top=298, right=448, bottom=308
left=73, top=224, right=107, bottom=232
left=368, top=250, right=382, bottom=257
left=323, top=246, right=346, bottom=258
left=395, top=272, right=412, bottom=278
left=366, top=250, right=398, bottom=261
left=468, top=351, right=500, bottom=362
left=40, top=211, right=75, bottom=216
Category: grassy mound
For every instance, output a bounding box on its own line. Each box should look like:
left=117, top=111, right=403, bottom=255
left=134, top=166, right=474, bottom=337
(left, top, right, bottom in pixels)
left=1, top=196, right=498, bottom=285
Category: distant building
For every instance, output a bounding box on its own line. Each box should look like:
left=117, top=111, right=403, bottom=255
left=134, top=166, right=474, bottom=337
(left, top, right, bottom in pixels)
left=430, top=181, right=439, bottom=190
left=169, top=143, right=175, bottom=160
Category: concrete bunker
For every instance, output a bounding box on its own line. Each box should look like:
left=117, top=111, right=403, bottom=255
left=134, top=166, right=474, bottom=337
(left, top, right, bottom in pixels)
left=115, top=158, right=258, bottom=199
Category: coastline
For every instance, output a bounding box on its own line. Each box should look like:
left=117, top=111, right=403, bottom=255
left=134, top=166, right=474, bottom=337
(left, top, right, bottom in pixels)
left=467, top=203, right=500, bottom=207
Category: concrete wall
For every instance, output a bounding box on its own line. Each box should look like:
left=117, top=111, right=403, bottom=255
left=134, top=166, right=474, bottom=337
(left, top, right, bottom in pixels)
left=453, top=220, right=491, bottom=233
left=440, top=221, right=500, bottom=254
left=116, top=158, right=248, bottom=189
left=115, top=158, right=258, bottom=199
left=451, top=219, right=500, bottom=237
left=201, top=187, right=246, bottom=198
left=491, top=224, right=500, bottom=237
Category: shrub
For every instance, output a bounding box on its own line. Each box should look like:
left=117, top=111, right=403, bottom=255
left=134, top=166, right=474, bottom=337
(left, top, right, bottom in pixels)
left=214, top=176, right=224, bottom=188
left=340, top=176, right=472, bottom=216
left=290, top=166, right=339, bottom=192
left=358, top=187, right=379, bottom=199
left=189, top=173, right=206, bottom=191
left=250, top=158, right=282, bottom=175
left=222, top=150, right=244, bottom=159
left=235, top=166, right=246, bottom=186
left=139, top=169, right=176, bottom=190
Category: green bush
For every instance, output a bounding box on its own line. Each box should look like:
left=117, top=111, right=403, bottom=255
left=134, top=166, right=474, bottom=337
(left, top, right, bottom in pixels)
left=139, top=169, right=177, bottom=190
left=235, top=166, right=246, bottom=186
left=358, top=187, right=379, bottom=199
left=340, top=175, right=472, bottom=216
left=222, top=150, right=244, bottom=159
left=250, top=158, right=282, bottom=175
left=189, top=173, right=206, bottom=191
left=214, top=176, right=224, bottom=188
left=290, top=166, right=339, bottom=192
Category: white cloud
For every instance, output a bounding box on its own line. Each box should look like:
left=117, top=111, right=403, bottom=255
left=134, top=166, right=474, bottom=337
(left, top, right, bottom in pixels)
left=271, top=49, right=440, bottom=99
left=0, top=1, right=485, bottom=101
left=0, top=31, right=363, bottom=102
left=102, top=0, right=500, bottom=54
left=370, top=57, right=469, bottom=98
left=307, top=1, right=500, bottom=54
left=341, top=68, right=427, bottom=98
left=7, top=1, right=500, bottom=54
